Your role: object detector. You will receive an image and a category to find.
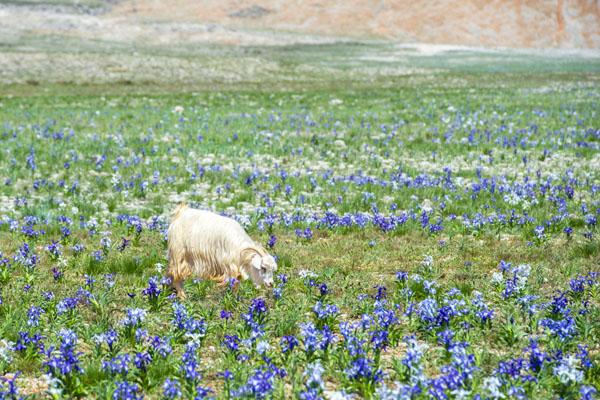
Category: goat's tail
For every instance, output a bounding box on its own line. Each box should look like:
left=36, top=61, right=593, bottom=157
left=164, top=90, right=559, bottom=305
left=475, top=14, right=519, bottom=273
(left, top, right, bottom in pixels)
left=171, top=202, right=187, bottom=223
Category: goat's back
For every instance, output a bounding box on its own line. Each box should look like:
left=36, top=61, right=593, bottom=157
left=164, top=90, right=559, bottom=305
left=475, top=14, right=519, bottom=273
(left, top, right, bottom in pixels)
left=167, top=207, right=254, bottom=262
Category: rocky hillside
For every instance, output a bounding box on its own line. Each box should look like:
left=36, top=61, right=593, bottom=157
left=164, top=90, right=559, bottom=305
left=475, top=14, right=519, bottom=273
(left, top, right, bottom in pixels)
left=113, top=0, right=600, bottom=48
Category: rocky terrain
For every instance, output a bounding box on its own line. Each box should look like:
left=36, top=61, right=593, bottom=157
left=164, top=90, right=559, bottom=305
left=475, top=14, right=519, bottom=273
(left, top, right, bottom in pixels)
left=0, top=0, right=598, bottom=94
left=114, top=0, right=600, bottom=49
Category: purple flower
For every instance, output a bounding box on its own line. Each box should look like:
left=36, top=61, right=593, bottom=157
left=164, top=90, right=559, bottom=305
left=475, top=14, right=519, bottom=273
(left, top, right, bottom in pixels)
left=14, top=331, right=45, bottom=354
left=280, top=336, right=299, bottom=353
left=276, top=274, right=288, bottom=284
left=43, top=329, right=84, bottom=377
left=102, top=354, right=131, bottom=377
left=369, top=330, right=390, bottom=352
left=539, top=314, right=577, bottom=341
left=181, top=343, right=201, bottom=382
left=221, top=335, right=241, bottom=353
left=120, top=308, right=147, bottom=328
left=56, top=297, right=82, bottom=315
left=580, top=385, right=597, bottom=400
left=299, top=389, right=321, bottom=400
left=267, top=235, right=276, bottom=249
left=416, top=298, right=438, bottom=324
left=133, top=352, right=151, bottom=371
left=295, top=227, right=313, bottom=240
left=0, top=372, right=23, bottom=400
left=90, top=250, right=104, bottom=263
left=162, top=378, right=181, bottom=399
left=395, top=271, right=408, bottom=281
left=437, top=329, right=455, bottom=350
left=220, top=309, right=233, bottom=321
left=312, top=301, right=339, bottom=320
left=249, top=298, right=267, bottom=315
left=233, top=366, right=284, bottom=399
left=104, top=274, right=117, bottom=291
left=84, top=274, right=96, bottom=290
left=117, top=237, right=131, bottom=252
left=141, top=276, right=163, bottom=298
left=345, top=357, right=383, bottom=383
left=148, top=336, right=172, bottom=358
left=45, top=240, right=62, bottom=259
left=71, top=243, right=84, bottom=255
left=113, top=380, right=144, bottom=400
left=27, top=306, right=45, bottom=327
left=218, top=369, right=234, bottom=381
left=195, top=386, right=213, bottom=399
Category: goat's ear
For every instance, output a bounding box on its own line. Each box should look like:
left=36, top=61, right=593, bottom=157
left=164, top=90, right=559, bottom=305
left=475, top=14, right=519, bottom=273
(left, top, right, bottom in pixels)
left=250, top=254, right=262, bottom=270
left=241, top=247, right=262, bottom=269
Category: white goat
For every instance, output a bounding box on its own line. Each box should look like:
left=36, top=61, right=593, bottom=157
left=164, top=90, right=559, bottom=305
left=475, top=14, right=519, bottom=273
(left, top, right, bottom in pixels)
left=166, top=203, right=277, bottom=299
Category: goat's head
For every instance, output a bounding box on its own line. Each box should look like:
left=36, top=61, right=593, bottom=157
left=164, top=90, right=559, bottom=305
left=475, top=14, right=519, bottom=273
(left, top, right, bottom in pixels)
left=242, top=247, right=277, bottom=288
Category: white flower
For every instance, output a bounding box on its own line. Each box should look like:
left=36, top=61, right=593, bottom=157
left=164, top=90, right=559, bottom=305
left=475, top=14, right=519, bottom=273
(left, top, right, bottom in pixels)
left=56, top=256, right=68, bottom=268
left=155, top=263, right=164, bottom=274
left=375, top=382, right=412, bottom=400
left=110, top=174, right=120, bottom=187
left=491, top=271, right=504, bottom=284
left=256, top=340, right=270, bottom=355
left=515, top=264, right=531, bottom=278
left=0, top=340, right=15, bottom=363
left=173, top=105, right=184, bottom=114
left=299, top=269, right=318, bottom=279
left=482, top=376, right=505, bottom=399
left=450, top=389, right=471, bottom=400
left=553, top=355, right=583, bottom=384
left=100, top=236, right=111, bottom=250
left=406, top=337, right=429, bottom=354
left=91, top=334, right=106, bottom=345
left=42, top=374, right=62, bottom=397
left=326, top=390, right=354, bottom=400
left=503, top=192, right=521, bottom=206
left=184, top=332, right=205, bottom=345
left=88, top=217, right=98, bottom=229
left=421, top=255, right=433, bottom=267
left=303, top=360, right=325, bottom=390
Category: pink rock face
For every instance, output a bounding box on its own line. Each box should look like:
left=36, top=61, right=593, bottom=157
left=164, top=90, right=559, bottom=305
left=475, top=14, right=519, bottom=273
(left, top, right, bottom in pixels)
left=113, top=0, right=600, bottom=48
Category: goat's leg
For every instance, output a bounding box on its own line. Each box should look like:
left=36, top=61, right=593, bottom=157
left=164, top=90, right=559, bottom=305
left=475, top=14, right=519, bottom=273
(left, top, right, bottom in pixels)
left=167, top=255, right=190, bottom=300
left=173, top=278, right=186, bottom=300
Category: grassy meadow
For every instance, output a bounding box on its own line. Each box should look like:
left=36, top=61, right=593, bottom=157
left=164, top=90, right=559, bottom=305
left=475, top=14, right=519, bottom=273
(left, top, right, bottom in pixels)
left=0, top=32, right=599, bottom=399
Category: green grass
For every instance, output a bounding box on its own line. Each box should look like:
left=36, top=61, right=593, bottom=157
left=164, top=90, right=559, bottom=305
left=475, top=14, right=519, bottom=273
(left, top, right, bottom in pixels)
left=0, top=29, right=599, bottom=398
